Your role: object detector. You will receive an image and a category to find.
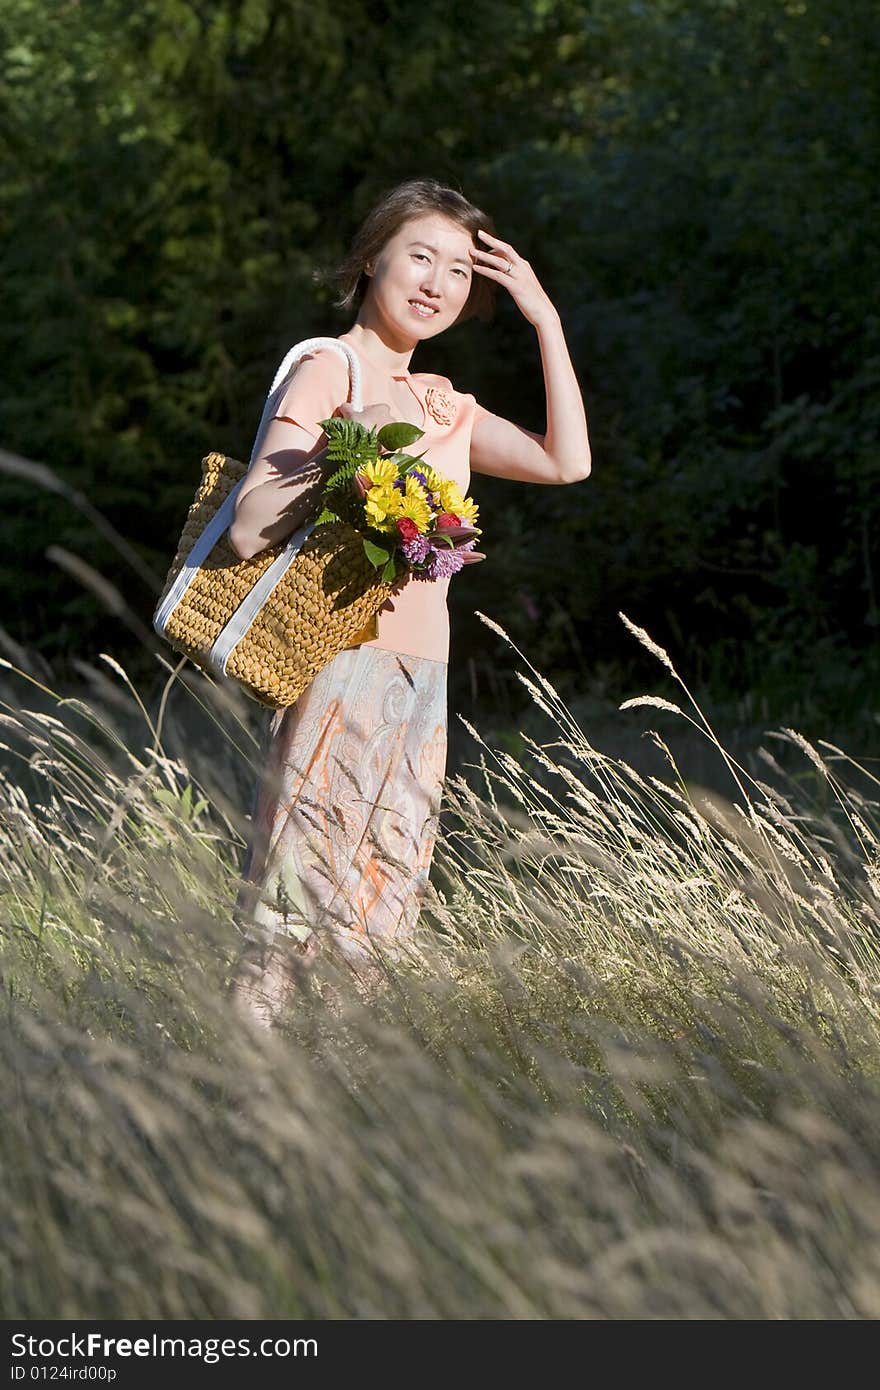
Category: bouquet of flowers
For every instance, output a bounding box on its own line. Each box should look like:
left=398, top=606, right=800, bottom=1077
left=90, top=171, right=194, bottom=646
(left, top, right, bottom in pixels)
left=313, top=417, right=485, bottom=584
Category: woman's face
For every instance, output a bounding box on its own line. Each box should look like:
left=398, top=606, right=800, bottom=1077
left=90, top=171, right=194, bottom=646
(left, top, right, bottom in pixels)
left=360, top=212, right=476, bottom=346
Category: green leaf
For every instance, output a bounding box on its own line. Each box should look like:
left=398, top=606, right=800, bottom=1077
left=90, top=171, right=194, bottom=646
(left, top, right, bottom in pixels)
left=395, top=451, right=430, bottom=474
left=318, top=417, right=376, bottom=445
left=363, top=538, right=390, bottom=568
left=317, top=417, right=382, bottom=494
left=377, top=421, right=424, bottom=450
left=381, top=556, right=398, bottom=583
left=314, top=507, right=339, bottom=526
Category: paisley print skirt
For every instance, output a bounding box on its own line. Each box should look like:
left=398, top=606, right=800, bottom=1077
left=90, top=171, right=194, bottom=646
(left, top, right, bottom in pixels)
left=234, top=645, right=448, bottom=974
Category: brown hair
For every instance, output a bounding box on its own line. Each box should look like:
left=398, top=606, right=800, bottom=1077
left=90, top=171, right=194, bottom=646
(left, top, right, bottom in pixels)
left=332, top=177, right=497, bottom=325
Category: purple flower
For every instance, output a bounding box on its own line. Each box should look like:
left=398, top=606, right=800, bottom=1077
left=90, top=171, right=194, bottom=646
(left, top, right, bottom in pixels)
left=400, top=534, right=431, bottom=564
left=428, top=547, right=467, bottom=579
left=394, top=469, right=428, bottom=493
left=411, top=538, right=477, bottom=581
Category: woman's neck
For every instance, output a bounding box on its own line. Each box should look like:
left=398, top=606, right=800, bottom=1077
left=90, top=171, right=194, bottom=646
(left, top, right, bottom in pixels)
left=340, top=324, right=416, bottom=377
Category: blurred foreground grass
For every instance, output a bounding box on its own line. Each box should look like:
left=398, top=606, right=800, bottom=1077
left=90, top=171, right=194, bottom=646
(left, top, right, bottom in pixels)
left=2, top=617, right=880, bottom=1319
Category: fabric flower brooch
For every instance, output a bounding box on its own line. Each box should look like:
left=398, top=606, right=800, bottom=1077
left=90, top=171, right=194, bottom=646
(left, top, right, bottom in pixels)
left=423, top=385, right=456, bottom=427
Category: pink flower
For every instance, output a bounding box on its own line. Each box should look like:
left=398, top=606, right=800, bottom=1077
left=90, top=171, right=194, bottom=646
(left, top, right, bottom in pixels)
left=411, top=538, right=482, bottom=582
left=435, top=512, right=461, bottom=530
left=431, top=523, right=479, bottom=544
left=457, top=539, right=485, bottom=564
left=424, top=385, right=456, bottom=427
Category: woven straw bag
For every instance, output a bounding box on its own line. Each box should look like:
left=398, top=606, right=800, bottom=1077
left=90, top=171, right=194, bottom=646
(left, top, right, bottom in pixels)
left=153, top=337, right=389, bottom=710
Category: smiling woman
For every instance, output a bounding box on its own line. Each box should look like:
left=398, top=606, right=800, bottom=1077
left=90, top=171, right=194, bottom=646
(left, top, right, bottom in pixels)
left=331, top=181, right=497, bottom=330
left=228, top=177, right=591, bottom=1026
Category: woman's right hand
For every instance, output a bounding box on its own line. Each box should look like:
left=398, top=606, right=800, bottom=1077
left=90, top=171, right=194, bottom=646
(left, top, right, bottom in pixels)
left=334, top=401, right=394, bottom=432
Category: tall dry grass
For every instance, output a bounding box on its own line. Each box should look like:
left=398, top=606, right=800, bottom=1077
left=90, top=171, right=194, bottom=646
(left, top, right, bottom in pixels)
left=2, top=614, right=880, bottom=1319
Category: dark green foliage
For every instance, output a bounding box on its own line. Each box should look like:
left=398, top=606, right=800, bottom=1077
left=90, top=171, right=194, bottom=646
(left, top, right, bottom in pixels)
left=1, top=0, right=877, bottom=728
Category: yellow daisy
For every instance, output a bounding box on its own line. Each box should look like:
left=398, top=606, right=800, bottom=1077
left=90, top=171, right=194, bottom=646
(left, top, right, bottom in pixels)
left=418, top=464, right=445, bottom=494
left=403, top=473, right=430, bottom=503
left=398, top=488, right=432, bottom=533
left=364, top=484, right=403, bottom=531
left=363, top=456, right=399, bottom=488
left=438, top=479, right=466, bottom=515
left=457, top=494, right=480, bottom=527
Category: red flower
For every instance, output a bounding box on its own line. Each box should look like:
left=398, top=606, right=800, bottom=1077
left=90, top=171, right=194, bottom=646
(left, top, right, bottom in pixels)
left=396, top=517, right=419, bottom=541
left=435, top=512, right=461, bottom=530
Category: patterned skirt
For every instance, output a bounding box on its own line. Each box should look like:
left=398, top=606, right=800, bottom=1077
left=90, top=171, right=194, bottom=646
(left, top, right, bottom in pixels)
left=234, top=645, right=448, bottom=973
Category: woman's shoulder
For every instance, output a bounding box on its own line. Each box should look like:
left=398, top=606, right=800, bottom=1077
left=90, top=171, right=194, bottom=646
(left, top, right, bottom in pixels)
left=411, top=369, right=478, bottom=405
left=412, top=369, right=480, bottom=419
left=273, top=343, right=351, bottom=399
left=291, top=343, right=352, bottom=380
left=270, top=342, right=352, bottom=429
left=411, top=368, right=453, bottom=389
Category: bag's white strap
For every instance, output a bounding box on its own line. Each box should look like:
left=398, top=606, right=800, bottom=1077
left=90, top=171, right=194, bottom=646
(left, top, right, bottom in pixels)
left=206, top=518, right=317, bottom=675
left=154, top=336, right=361, bottom=650
left=153, top=482, right=245, bottom=636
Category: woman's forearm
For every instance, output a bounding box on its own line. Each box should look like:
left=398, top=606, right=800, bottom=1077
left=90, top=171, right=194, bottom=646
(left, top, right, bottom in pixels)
left=535, top=311, right=591, bottom=481
left=229, top=446, right=330, bottom=560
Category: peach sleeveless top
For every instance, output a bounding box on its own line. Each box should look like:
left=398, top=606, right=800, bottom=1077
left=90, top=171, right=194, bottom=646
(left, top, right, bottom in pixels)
left=269, top=334, right=489, bottom=665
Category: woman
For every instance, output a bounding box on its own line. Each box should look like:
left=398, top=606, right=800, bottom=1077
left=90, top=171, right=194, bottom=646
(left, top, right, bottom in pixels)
left=229, top=177, right=590, bottom=1027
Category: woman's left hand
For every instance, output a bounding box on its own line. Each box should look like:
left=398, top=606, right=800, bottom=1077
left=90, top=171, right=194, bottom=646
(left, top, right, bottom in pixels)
left=469, top=228, right=558, bottom=327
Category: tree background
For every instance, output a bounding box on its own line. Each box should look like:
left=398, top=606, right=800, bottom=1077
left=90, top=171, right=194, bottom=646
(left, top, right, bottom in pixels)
left=1, top=0, right=877, bottom=741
